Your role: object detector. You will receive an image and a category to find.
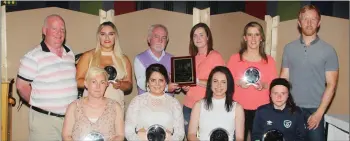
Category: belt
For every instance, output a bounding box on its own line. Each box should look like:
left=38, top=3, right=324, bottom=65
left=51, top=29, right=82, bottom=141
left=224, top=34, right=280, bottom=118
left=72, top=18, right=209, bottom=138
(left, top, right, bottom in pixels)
left=30, top=105, right=65, bottom=117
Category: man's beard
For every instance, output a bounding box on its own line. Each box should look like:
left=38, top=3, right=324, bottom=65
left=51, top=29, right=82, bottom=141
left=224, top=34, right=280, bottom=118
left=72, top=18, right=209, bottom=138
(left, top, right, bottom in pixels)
left=152, top=45, right=164, bottom=52
left=301, top=26, right=317, bottom=36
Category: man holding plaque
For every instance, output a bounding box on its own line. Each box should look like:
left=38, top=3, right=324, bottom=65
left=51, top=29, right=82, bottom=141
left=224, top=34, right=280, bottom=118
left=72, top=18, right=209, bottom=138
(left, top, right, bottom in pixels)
left=134, top=24, right=180, bottom=95
left=280, top=5, right=339, bottom=141
left=16, top=15, right=77, bottom=140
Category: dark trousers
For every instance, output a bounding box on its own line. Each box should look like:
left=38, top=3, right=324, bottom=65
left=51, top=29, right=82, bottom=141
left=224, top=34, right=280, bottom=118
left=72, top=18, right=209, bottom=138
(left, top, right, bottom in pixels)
left=244, top=109, right=256, bottom=141
left=183, top=106, right=192, bottom=138
left=301, top=107, right=325, bottom=141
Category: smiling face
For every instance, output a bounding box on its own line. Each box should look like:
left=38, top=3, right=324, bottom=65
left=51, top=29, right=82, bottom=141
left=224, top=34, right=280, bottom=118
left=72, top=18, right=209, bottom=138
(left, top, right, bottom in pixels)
left=270, top=85, right=289, bottom=110
left=147, top=71, right=166, bottom=95
left=99, top=25, right=116, bottom=49
left=42, top=16, right=66, bottom=48
left=244, top=26, right=262, bottom=50
left=193, top=27, right=209, bottom=49
left=211, top=72, right=228, bottom=98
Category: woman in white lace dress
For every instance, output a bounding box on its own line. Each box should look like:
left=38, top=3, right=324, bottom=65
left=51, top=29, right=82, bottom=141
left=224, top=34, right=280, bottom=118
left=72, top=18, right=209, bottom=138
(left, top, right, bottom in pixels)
left=187, top=66, right=245, bottom=141
left=125, top=63, right=185, bottom=141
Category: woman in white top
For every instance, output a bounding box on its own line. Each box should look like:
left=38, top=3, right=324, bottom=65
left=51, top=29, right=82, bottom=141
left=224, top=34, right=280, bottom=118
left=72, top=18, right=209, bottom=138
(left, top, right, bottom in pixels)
left=188, top=66, right=245, bottom=141
left=125, top=63, right=185, bottom=141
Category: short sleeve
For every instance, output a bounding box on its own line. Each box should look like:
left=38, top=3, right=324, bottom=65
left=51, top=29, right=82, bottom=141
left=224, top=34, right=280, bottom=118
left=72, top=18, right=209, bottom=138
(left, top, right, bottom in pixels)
left=17, top=52, right=38, bottom=82
left=282, top=45, right=289, bottom=68
left=325, top=47, right=339, bottom=71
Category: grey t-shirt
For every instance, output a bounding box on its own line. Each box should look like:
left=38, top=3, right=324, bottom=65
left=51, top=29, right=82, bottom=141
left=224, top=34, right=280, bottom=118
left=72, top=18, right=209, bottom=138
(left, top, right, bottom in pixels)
left=282, top=36, right=339, bottom=108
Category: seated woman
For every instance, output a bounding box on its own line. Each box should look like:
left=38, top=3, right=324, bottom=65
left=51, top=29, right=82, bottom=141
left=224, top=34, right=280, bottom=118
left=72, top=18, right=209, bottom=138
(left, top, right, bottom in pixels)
left=187, top=66, right=245, bottom=141
left=76, top=21, right=133, bottom=110
left=62, top=67, right=124, bottom=141
left=125, top=63, right=184, bottom=141
left=252, top=78, right=306, bottom=141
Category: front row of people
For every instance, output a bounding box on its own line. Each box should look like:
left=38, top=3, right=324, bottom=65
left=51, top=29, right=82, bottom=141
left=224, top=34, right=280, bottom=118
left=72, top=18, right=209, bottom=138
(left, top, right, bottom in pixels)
left=61, top=64, right=306, bottom=141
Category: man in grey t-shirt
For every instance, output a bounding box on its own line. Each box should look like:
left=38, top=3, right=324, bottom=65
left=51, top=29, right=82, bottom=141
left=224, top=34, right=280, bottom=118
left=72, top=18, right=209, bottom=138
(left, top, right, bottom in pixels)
left=280, top=5, right=339, bottom=141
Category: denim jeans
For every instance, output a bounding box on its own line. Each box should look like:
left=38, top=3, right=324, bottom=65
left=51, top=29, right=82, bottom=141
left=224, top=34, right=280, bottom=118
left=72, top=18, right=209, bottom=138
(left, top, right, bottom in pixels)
left=183, top=106, right=192, bottom=138
left=301, top=107, right=325, bottom=141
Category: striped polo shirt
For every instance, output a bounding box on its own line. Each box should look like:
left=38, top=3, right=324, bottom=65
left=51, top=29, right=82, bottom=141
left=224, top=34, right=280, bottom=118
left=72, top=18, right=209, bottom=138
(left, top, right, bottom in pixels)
left=17, top=41, right=78, bottom=114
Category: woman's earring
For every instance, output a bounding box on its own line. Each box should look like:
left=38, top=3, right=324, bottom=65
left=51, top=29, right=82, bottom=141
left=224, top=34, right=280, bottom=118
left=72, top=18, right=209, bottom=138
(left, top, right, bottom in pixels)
left=146, top=85, right=150, bottom=92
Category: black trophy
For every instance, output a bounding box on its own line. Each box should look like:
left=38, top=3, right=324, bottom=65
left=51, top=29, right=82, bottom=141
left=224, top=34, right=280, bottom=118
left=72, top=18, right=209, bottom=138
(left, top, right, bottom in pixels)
left=209, top=128, right=229, bottom=141
left=262, top=129, right=284, bottom=141
left=243, top=67, right=261, bottom=86
left=104, top=66, right=117, bottom=82
left=147, top=124, right=166, bottom=141
left=83, top=131, right=104, bottom=141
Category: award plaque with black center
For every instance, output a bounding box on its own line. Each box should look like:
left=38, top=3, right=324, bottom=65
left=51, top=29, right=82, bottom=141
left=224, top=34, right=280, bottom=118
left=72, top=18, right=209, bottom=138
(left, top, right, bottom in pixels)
left=171, top=56, right=196, bottom=86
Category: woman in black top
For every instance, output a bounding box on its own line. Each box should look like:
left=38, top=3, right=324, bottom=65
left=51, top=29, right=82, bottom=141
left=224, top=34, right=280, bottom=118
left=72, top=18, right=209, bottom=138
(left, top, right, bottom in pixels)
left=252, top=78, right=306, bottom=141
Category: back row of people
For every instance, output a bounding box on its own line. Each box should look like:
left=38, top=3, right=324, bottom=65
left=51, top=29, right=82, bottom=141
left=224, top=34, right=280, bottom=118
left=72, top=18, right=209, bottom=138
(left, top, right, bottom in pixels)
left=16, top=4, right=338, bottom=141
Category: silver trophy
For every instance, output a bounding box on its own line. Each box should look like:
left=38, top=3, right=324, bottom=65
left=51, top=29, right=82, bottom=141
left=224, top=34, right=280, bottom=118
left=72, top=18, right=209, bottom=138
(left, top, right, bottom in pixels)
left=209, top=127, right=229, bottom=141
left=146, top=124, right=167, bottom=141
left=242, top=67, right=261, bottom=86
left=83, top=131, right=104, bottom=141
left=104, top=66, right=117, bottom=82
left=262, top=129, right=285, bottom=141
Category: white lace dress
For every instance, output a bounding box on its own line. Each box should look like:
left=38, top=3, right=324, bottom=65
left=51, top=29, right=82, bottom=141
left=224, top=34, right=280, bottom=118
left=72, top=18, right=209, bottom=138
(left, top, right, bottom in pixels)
left=125, top=92, right=185, bottom=141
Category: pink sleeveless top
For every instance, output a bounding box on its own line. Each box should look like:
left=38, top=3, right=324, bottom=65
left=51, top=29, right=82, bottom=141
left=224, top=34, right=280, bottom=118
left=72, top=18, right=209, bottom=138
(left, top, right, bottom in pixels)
left=72, top=98, right=118, bottom=140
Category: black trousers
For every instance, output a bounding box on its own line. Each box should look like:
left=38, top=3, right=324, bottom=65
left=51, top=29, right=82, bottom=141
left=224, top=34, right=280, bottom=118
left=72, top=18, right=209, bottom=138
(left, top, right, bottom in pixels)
left=244, top=109, right=256, bottom=141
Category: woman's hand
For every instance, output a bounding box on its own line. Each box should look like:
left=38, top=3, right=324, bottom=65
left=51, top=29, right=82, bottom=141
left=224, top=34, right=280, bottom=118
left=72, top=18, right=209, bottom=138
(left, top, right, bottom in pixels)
left=254, top=81, right=267, bottom=91
left=165, top=130, right=172, bottom=141
left=110, top=81, right=121, bottom=89
left=137, top=128, right=147, bottom=140
left=238, top=79, right=249, bottom=89
left=182, top=86, right=190, bottom=92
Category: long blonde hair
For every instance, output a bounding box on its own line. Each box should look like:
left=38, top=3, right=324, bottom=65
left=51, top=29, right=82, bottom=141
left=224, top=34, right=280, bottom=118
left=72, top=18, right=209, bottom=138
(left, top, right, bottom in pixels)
left=89, top=21, right=127, bottom=79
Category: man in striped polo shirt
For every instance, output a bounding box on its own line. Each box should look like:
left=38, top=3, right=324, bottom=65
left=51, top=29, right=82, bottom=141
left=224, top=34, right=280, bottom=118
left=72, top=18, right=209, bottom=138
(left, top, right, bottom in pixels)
left=16, top=14, right=77, bottom=140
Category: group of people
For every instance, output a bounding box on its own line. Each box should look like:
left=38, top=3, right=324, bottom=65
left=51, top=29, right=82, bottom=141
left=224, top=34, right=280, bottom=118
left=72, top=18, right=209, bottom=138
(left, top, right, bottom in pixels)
left=15, top=4, right=338, bottom=141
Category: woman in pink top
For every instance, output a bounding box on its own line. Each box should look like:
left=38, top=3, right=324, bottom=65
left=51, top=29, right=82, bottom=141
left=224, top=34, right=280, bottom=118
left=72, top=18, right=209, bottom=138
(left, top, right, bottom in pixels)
left=62, top=67, right=124, bottom=141
left=182, top=23, right=225, bottom=137
left=227, top=21, right=277, bottom=141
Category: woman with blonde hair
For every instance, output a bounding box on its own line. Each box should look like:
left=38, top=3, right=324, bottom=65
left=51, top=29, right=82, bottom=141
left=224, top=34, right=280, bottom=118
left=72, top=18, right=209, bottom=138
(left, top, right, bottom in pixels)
left=62, top=67, right=124, bottom=141
left=76, top=21, right=132, bottom=110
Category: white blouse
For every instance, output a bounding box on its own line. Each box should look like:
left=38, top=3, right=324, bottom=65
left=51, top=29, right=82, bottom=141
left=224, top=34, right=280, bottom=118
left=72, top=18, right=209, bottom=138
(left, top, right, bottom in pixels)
left=198, top=98, right=236, bottom=141
left=125, top=92, right=184, bottom=141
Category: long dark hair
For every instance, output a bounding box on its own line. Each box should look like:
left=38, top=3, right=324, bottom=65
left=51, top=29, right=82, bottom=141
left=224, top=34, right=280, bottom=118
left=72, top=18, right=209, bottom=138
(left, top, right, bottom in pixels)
left=145, top=63, right=169, bottom=89
left=204, top=66, right=235, bottom=112
left=269, top=78, right=297, bottom=114
left=239, top=21, right=268, bottom=63
left=189, top=23, right=213, bottom=56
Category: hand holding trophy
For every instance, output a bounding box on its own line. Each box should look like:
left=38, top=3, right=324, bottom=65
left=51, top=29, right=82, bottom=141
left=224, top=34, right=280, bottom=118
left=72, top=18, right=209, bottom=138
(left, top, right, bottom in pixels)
left=241, top=67, right=261, bottom=89
left=104, top=66, right=121, bottom=89
left=104, top=66, right=117, bottom=82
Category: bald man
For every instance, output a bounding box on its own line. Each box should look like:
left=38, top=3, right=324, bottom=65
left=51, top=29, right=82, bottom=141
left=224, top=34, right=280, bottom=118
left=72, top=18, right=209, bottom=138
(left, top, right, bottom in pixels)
left=16, top=14, right=77, bottom=140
